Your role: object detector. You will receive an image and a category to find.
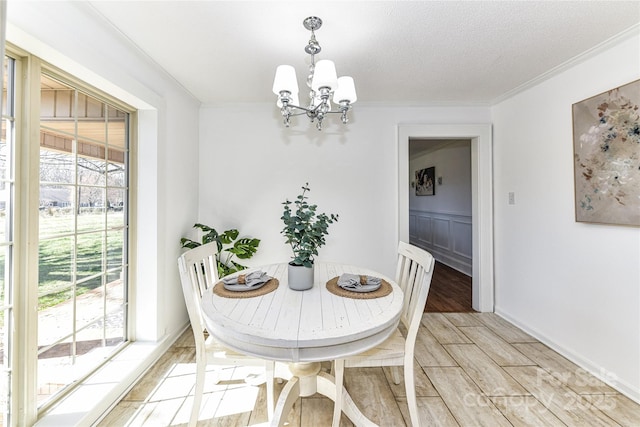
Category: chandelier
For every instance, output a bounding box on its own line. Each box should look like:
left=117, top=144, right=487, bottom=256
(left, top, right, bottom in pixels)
left=272, top=16, right=357, bottom=131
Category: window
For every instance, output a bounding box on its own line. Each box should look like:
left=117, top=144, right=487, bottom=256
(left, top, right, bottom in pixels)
left=37, top=72, right=130, bottom=408
left=1, top=49, right=134, bottom=424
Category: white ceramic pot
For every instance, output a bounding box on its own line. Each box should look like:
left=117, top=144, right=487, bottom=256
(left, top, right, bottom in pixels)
left=287, top=262, right=314, bottom=291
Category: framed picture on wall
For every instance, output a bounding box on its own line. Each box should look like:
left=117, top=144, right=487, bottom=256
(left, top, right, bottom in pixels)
left=572, top=79, right=640, bottom=226
left=415, top=166, right=435, bottom=196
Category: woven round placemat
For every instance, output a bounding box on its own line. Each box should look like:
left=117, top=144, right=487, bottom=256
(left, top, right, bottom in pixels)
left=326, top=276, right=393, bottom=299
left=212, top=278, right=279, bottom=298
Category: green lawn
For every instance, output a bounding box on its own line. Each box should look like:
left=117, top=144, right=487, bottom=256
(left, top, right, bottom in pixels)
left=38, top=211, right=125, bottom=310
left=0, top=212, right=125, bottom=312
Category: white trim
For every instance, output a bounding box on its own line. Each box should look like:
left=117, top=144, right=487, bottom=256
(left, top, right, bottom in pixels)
left=6, top=23, right=159, bottom=110
left=492, top=23, right=640, bottom=105
left=398, top=124, right=494, bottom=312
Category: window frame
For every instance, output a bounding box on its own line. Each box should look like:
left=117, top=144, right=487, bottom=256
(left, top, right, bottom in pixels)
left=4, top=46, right=137, bottom=425
left=1, top=52, right=17, bottom=427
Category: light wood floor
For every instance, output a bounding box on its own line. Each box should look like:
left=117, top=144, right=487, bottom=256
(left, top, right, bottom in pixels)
left=98, top=313, right=640, bottom=426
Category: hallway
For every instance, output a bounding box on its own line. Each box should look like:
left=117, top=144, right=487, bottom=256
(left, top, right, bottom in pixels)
left=425, top=262, right=474, bottom=312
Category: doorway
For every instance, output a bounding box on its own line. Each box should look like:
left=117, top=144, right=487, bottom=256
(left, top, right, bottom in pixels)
left=425, top=262, right=474, bottom=312
left=408, top=138, right=473, bottom=312
left=398, top=124, right=494, bottom=312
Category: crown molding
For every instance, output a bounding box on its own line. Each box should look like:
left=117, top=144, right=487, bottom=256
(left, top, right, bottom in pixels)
left=491, top=23, right=640, bottom=105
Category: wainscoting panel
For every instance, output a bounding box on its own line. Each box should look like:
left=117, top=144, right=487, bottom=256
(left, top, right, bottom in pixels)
left=416, top=215, right=432, bottom=246
left=409, top=210, right=472, bottom=275
left=452, top=220, right=472, bottom=258
left=433, top=218, right=451, bottom=250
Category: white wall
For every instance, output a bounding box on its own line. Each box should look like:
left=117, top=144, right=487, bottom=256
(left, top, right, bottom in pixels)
left=492, top=30, right=640, bottom=400
left=199, top=105, right=489, bottom=279
left=7, top=1, right=200, bottom=342
left=409, top=142, right=472, bottom=214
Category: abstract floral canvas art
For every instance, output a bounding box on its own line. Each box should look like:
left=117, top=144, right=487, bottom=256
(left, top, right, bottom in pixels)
left=572, top=79, right=640, bottom=226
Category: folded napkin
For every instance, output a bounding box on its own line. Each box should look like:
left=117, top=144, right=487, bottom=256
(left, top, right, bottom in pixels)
left=337, top=273, right=382, bottom=289
left=222, top=270, right=270, bottom=287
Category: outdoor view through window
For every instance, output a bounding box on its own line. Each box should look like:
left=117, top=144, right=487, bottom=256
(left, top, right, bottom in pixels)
left=37, top=73, right=129, bottom=408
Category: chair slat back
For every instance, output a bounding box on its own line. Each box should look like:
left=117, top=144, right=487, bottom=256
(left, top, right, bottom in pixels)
left=181, top=242, right=219, bottom=297
left=394, top=242, right=435, bottom=338
left=177, top=242, right=220, bottom=347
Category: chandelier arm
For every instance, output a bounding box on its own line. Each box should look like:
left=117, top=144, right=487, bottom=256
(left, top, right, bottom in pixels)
left=284, top=100, right=331, bottom=115
left=284, top=103, right=314, bottom=114
left=287, top=110, right=312, bottom=117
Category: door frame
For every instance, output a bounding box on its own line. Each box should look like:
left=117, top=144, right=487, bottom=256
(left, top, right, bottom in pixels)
left=398, top=124, right=494, bottom=312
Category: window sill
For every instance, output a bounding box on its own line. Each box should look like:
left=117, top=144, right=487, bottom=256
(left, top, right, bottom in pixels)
left=35, top=328, right=185, bottom=427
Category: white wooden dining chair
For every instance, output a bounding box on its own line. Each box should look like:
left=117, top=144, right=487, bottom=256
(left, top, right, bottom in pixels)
left=332, top=241, right=435, bottom=427
left=178, top=242, right=275, bottom=427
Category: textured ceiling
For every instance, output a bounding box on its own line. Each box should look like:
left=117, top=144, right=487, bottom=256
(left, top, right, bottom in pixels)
left=87, top=1, right=640, bottom=106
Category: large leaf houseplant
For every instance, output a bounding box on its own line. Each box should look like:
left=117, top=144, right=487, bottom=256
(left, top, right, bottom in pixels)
left=281, top=183, right=338, bottom=290
left=180, top=223, right=260, bottom=278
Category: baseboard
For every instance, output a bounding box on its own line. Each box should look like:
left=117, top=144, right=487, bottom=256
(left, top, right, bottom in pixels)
left=433, top=255, right=471, bottom=277
left=410, top=240, right=472, bottom=276
left=495, top=309, right=640, bottom=404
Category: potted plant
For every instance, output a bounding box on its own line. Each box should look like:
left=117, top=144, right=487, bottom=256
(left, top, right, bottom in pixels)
left=181, top=223, right=260, bottom=278
left=281, top=183, right=338, bottom=290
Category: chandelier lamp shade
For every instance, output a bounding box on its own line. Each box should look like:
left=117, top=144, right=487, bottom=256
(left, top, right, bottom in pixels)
left=272, top=16, right=357, bottom=131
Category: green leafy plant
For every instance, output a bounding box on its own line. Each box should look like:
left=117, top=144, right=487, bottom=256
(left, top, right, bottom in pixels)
left=281, top=183, right=338, bottom=268
left=180, top=223, right=260, bottom=277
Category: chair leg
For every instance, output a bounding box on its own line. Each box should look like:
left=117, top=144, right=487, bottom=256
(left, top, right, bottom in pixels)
left=390, top=366, right=402, bottom=385
left=265, top=360, right=275, bottom=421
left=190, top=353, right=206, bottom=427
left=332, top=359, right=345, bottom=427
left=404, top=357, right=420, bottom=427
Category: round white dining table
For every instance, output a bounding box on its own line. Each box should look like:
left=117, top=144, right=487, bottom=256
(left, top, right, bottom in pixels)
left=200, top=262, right=404, bottom=427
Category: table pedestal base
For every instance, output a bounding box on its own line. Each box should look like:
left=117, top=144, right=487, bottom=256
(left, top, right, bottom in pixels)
left=271, top=362, right=377, bottom=427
